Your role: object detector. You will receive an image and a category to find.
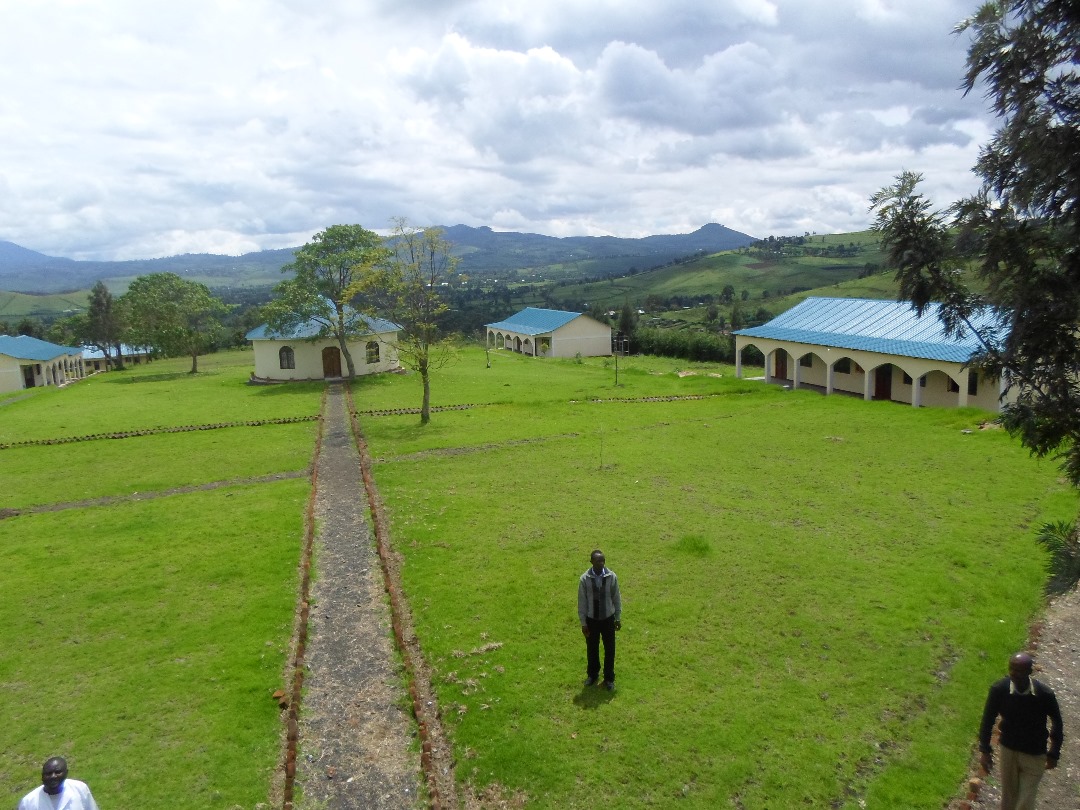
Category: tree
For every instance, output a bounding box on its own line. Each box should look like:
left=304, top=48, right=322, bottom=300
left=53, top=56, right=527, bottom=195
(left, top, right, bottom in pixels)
left=267, top=224, right=388, bottom=379
left=46, top=313, right=88, bottom=347
left=352, top=219, right=456, bottom=424
left=871, top=1, right=1080, bottom=485
left=721, top=284, right=735, bottom=304
left=730, top=300, right=747, bottom=330
left=86, top=280, right=128, bottom=369
left=618, top=301, right=638, bottom=341
left=123, top=273, right=228, bottom=373
left=16, top=317, right=42, bottom=337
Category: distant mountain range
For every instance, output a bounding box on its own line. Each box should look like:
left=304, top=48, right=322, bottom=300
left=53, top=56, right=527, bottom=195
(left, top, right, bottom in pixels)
left=0, top=223, right=756, bottom=294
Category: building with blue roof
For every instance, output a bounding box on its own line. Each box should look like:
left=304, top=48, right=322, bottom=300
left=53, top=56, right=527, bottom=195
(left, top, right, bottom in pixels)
left=0, top=334, right=87, bottom=394
left=245, top=312, right=402, bottom=381
left=82, top=343, right=154, bottom=372
left=733, top=297, right=1010, bottom=410
left=486, top=307, right=612, bottom=358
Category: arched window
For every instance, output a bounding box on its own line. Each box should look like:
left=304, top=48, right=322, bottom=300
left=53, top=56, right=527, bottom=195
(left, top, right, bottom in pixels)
left=366, top=341, right=380, bottom=364
left=279, top=346, right=295, bottom=370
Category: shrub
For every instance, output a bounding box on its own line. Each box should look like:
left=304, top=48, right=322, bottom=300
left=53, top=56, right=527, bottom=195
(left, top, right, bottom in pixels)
left=1036, top=519, right=1080, bottom=595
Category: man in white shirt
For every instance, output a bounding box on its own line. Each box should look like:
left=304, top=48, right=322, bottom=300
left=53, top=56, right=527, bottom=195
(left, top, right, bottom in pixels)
left=18, top=757, right=99, bottom=810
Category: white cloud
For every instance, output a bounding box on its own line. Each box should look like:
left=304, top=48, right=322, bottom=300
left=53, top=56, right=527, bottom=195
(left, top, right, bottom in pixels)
left=0, top=0, right=991, bottom=260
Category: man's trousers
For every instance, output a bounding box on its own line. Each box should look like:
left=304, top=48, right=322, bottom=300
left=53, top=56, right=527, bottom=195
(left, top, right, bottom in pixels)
left=585, top=615, right=616, bottom=683
left=999, top=745, right=1047, bottom=810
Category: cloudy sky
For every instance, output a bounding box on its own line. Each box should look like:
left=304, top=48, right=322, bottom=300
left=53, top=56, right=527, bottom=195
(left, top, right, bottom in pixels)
left=0, top=0, right=994, bottom=260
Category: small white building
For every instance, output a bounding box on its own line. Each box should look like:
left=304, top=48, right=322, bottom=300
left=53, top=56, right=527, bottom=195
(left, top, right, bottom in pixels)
left=486, top=307, right=612, bottom=358
left=0, top=334, right=86, bottom=394
left=82, top=344, right=154, bottom=372
left=733, top=297, right=1010, bottom=411
left=246, top=313, right=401, bottom=381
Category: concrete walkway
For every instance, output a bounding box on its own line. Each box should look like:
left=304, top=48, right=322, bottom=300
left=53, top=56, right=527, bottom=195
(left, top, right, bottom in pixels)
left=293, top=384, right=421, bottom=808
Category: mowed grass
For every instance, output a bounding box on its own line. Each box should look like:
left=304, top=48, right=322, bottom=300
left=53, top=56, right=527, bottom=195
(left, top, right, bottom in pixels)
left=0, top=349, right=323, bottom=444
left=1, top=350, right=319, bottom=807
left=354, top=348, right=1076, bottom=808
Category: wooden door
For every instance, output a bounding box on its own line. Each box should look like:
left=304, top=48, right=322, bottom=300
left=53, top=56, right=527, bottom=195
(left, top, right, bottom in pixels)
left=322, top=346, right=342, bottom=378
left=774, top=350, right=787, bottom=381
left=874, top=365, right=892, bottom=400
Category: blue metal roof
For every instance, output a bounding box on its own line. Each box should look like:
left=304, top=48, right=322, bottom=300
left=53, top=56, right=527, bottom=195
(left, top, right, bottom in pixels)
left=0, top=334, right=81, bottom=362
left=733, top=297, right=1004, bottom=363
left=247, top=312, right=400, bottom=341
left=485, top=307, right=586, bottom=336
left=81, top=344, right=151, bottom=360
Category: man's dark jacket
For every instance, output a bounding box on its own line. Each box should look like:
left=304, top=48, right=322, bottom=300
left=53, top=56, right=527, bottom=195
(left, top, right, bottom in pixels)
left=979, top=677, right=1063, bottom=759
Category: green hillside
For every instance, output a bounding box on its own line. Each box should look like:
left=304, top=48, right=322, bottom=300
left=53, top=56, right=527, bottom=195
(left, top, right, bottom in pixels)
left=0, top=289, right=90, bottom=321
left=543, top=230, right=886, bottom=312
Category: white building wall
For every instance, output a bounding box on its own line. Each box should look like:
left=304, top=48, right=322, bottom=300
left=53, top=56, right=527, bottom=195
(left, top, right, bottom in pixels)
left=736, top=336, right=1012, bottom=412
left=0, top=354, right=22, bottom=394
left=252, top=332, right=400, bottom=380
left=550, top=316, right=612, bottom=358
left=0, top=350, right=84, bottom=393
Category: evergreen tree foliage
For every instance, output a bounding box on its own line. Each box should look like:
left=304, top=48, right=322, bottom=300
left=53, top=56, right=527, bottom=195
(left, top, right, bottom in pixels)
left=872, top=0, right=1080, bottom=485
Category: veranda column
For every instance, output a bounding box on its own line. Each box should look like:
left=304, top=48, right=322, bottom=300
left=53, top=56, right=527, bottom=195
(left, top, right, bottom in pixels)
left=912, top=376, right=923, bottom=407
left=956, top=376, right=968, bottom=407
left=735, top=344, right=743, bottom=378
left=862, top=368, right=873, bottom=401
left=826, top=362, right=834, bottom=395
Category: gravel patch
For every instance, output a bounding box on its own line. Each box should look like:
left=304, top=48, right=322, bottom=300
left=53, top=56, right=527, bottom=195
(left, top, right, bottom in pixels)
left=950, top=588, right=1080, bottom=809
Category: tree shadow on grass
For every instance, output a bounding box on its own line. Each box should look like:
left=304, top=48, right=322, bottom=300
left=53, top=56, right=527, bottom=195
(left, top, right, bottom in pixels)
left=251, top=382, right=325, bottom=398
left=101, top=371, right=196, bottom=384
left=573, top=686, right=616, bottom=710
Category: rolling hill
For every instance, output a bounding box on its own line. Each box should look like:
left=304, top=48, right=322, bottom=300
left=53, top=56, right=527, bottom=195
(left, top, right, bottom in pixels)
left=0, top=223, right=756, bottom=294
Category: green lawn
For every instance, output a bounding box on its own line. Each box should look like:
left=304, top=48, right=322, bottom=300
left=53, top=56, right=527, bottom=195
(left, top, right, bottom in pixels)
left=353, top=348, right=1076, bottom=808
left=2, top=346, right=1074, bottom=809
left=0, top=351, right=319, bottom=807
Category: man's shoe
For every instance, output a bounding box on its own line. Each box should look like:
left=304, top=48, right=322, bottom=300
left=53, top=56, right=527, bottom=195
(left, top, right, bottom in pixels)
left=602, top=681, right=615, bottom=691
left=583, top=677, right=598, bottom=687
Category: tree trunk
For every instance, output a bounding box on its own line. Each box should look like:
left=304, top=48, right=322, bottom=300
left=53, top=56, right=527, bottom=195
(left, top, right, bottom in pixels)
left=111, top=343, right=125, bottom=370
left=190, top=352, right=199, bottom=374
left=420, top=356, right=431, bottom=425
left=339, top=334, right=356, bottom=379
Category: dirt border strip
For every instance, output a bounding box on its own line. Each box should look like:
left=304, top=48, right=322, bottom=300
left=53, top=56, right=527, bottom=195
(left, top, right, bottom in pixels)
left=0, top=415, right=320, bottom=450
left=0, top=471, right=310, bottom=520
left=278, top=387, right=327, bottom=810
left=345, top=386, right=457, bottom=810
left=355, top=393, right=724, bottom=418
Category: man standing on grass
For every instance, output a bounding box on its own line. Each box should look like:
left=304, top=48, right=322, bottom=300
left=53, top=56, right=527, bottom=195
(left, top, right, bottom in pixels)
left=979, top=652, right=1063, bottom=810
left=578, top=549, right=621, bottom=691
left=19, top=756, right=99, bottom=810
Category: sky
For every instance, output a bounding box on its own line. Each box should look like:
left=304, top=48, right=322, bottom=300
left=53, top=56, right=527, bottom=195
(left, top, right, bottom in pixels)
left=0, top=0, right=995, bottom=261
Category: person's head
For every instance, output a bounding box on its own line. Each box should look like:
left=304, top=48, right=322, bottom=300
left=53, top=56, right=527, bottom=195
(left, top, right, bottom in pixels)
left=41, top=757, right=67, bottom=795
left=1008, top=652, right=1034, bottom=690
left=590, top=549, right=605, bottom=574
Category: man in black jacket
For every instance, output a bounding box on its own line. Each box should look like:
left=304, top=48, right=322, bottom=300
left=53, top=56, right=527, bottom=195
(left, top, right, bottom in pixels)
left=978, top=652, right=1063, bottom=810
